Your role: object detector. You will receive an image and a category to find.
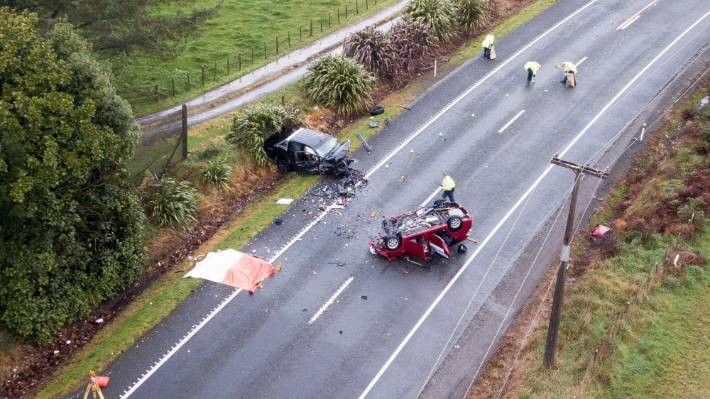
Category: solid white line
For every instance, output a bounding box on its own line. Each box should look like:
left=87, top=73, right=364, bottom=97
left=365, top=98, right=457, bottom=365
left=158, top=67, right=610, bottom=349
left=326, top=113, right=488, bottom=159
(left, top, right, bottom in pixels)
left=617, top=14, right=640, bottom=31
left=616, top=0, right=656, bottom=31
left=497, top=110, right=526, bottom=133
left=357, top=8, right=710, bottom=399
left=576, top=56, right=588, bottom=66
left=420, top=188, right=442, bottom=207
left=363, top=0, right=602, bottom=180
left=308, top=277, right=354, bottom=324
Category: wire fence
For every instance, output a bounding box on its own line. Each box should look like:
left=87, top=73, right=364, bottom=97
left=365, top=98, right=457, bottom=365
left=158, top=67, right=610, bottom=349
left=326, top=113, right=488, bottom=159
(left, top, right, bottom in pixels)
left=129, top=104, right=189, bottom=182
left=120, top=0, right=383, bottom=105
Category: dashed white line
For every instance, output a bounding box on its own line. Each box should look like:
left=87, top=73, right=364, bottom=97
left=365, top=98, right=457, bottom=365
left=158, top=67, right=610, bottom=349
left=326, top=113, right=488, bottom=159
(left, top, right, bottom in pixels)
left=357, top=8, right=710, bottom=398
left=308, top=277, right=354, bottom=325
left=576, top=56, right=588, bottom=66
left=497, top=110, right=526, bottom=133
left=617, top=0, right=656, bottom=31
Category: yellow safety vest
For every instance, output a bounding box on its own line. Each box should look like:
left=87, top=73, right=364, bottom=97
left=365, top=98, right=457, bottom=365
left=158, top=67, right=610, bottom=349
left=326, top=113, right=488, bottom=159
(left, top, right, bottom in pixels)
left=441, top=176, right=455, bottom=191
left=562, top=62, right=577, bottom=74
left=482, top=34, right=495, bottom=49
left=524, top=61, right=541, bottom=74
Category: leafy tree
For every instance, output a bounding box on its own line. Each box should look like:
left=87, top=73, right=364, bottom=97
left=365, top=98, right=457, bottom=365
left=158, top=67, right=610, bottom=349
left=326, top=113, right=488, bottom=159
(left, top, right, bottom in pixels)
left=343, top=28, right=397, bottom=81
left=303, top=55, right=375, bottom=115
left=403, top=0, right=456, bottom=41
left=1, top=0, right=219, bottom=55
left=0, top=9, right=145, bottom=343
left=388, top=20, right=440, bottom=75
left=227, top=104, right=302, bottom=166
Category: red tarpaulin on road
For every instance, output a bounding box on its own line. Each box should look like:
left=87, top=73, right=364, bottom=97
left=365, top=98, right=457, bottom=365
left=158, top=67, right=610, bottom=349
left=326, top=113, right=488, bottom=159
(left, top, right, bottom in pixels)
left=185, top=249, right=276, bottom=293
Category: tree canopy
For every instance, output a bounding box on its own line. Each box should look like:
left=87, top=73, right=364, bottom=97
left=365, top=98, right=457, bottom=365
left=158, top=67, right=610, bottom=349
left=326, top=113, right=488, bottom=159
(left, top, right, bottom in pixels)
left=0, top=0, right=219, bottom=54
left=0, top=8, right=146, bottom=343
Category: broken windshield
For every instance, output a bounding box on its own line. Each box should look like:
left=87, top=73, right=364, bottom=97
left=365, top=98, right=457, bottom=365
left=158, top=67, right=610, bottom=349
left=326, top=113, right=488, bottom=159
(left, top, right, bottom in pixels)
left=314, top=136, right=338, bottom=157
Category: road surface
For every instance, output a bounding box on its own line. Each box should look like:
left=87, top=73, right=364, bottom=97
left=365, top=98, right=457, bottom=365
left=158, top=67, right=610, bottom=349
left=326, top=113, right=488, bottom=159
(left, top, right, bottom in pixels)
left=92, top=0, right=710, bottom=398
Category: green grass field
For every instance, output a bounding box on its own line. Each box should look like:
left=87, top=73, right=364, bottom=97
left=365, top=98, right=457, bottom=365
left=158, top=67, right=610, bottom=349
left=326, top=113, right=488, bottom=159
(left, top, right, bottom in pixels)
left=108, top=0, right=397, bottom=115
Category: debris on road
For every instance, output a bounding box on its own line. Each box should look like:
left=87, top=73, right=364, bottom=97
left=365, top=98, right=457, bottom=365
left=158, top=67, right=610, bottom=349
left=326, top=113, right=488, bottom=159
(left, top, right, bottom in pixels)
left=276, top=198, right=294, bottom=205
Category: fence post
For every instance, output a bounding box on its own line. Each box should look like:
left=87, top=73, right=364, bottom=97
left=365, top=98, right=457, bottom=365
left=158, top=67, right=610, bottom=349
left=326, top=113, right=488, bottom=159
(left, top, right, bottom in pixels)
left=171, top=78, right=175, bottom=96
left=213, top=61, right=217, bottom=81
left=338, top=8, right=340, bottom=23
left=181, top=104, right=188, bottom=160
left=310, top=20, right=313, bottom=37
left=299, top=26, right=302, bottom=41
left=227, top=58, right=230, bottom=75
left=264, top=42, right=267, bottom=60
left=328, top=13, right=331, bottom=28
left=346, top=5, right=348, bottom=19
left=276, top=35, right=279, bottom=54
left=251, top=47, right=254, bottom=64
left=154, top=85, right=159, bottom=98
left=356, top=0, right=359, bottom=14
left=238, top=53, right=242, bottom=70
left=200, top=65, right=205, bottom=86
left=186, top=73, right=190, bottom=90
left=366, top=0, right=368, bottom=10
left=287, top=31, right=291, bottom=48
left=320, top=16, right=323, bottom=32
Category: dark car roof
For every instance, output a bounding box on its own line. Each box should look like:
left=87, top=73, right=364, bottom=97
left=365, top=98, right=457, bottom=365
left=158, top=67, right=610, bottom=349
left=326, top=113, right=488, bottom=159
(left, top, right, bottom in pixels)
left=284, top=128, right=334, bottom=148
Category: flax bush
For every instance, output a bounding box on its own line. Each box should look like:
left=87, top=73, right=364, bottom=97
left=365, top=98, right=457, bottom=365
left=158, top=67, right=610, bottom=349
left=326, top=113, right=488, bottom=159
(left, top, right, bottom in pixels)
left=403, top=0, right=456, bottom=41
left=343, top=27, right=397, bottom=81
left=144, top=178, right=198, bottom=228
left=303, top=55, right=375, bottom=115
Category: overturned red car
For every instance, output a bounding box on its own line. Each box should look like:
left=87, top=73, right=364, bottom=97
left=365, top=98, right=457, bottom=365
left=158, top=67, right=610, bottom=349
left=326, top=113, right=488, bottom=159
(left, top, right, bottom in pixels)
left=369, top=201, right=473, bottom=262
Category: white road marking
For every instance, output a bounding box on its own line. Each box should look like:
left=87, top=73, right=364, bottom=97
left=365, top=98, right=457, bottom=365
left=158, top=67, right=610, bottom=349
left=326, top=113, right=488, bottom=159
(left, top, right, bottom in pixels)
left=357, top=8, right=710, bottom=398
left=576, top=56, right=588, bottom=66
left=497, top=110, right=526, bottom=133
left=121, top=0, right=605, bottom=396
left=363, top=0, right=602, bottom=180
left=308, top=277, right=354, bottom=324
left=617, top=14, right=640, bottom=31
left=617, top=0, right=656, bottom=31
left=420, top=188, right=442, bottom=207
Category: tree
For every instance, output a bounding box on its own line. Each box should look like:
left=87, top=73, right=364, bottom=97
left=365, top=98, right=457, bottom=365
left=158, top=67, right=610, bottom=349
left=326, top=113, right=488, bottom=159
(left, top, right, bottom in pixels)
left=1, top=0, right=219, bottom=55
left=303, top=55, right=375, bottom=115
left=0, top=8, right=146, bottom=343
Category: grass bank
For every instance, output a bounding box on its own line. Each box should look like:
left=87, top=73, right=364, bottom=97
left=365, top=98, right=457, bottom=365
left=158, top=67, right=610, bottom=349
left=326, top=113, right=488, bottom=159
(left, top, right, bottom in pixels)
left=36, top=0, right=561, bottom=395
left=112, top=0, right=399, bottom=116
left=476, top=77, right=710, bottom=399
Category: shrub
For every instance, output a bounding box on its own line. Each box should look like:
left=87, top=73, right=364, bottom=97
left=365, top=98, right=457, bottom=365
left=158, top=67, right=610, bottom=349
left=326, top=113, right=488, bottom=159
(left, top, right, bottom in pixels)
left=403, top=0, right=456, bottom=41
left=303, top=55, right=375, bottom=115
left=343, top=27, right=397, bottom=81
left=388, top=20, right=440, bottom=74
left=452, top=0, right=488, bottom=34
left=144, top=178, right=198, bottom=228
left=202, top=158, right=233, bottom=189
left=226, top=104, right=302, bottom=166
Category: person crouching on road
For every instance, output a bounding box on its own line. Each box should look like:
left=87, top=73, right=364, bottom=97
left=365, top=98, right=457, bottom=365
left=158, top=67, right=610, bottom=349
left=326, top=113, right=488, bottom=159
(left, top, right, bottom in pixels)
left=560, top=61, right=577, bottom=84
left=482, top=34, right=495, bottom=60
left=441, top=173, right=456, bottom=203
left=524, top=61, right=541, bottom=83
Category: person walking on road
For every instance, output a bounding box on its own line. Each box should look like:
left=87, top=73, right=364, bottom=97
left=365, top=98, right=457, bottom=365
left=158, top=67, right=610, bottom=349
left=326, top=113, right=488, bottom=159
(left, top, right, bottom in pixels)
left=559, top=61, right=577, bottom=86
left=482, top=34, right=495, bottom=60
left=441, top=173, right=456, bottom=203
left=524, top=61, right=541, bottom=84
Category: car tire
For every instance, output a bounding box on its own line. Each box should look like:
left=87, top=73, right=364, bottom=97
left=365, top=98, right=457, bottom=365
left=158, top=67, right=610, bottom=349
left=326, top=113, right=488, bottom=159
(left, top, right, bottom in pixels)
left=458, top=244, right=467, bottom=254
left=276, top=158, right=290, bottom=173
left=447, top=215, right=464, bottom=232
left=384, top=235, right=402, bottom=251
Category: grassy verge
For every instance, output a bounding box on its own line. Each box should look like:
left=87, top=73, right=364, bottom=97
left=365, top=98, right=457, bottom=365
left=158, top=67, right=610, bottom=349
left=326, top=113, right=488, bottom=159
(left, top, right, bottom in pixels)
left=492, top=79, right=710, bottom=399
left=37, top=0, right=561, bottom=395
left=116, top=0, right=399, bottom=116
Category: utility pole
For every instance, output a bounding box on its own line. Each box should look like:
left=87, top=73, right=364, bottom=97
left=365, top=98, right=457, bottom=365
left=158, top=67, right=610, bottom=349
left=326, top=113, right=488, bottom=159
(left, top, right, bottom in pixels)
left=543, top=155, right=608, bottom=368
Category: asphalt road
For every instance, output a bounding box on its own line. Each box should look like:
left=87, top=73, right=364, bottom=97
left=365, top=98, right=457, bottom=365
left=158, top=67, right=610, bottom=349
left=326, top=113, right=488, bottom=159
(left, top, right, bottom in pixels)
left=95, top=1, right=710, bottom=398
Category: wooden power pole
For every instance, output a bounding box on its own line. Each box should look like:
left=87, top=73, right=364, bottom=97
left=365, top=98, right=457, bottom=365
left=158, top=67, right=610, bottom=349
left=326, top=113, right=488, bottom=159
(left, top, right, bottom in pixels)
left=543, top=155, right=608, bottom=368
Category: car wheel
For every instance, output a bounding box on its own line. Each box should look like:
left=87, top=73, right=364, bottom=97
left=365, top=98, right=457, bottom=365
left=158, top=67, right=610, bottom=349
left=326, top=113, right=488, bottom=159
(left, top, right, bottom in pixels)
left=276, top=158, right=290, bottom=173
left=385, top=235, right=402, bottom=251
left=447, top=216, right=463, bottom=232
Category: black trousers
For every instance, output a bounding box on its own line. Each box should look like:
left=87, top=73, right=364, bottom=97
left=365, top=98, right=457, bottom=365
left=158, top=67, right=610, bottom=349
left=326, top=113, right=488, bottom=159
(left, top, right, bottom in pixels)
left=483, top=47, right=491, bottom=59
left=442, top=189, right=455, bottom=202
left=527, top=69, right=535, bottom=81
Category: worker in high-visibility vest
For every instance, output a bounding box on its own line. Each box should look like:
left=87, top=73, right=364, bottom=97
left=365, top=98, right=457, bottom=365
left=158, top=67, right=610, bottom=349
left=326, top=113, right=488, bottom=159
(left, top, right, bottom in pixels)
left=441, top=173, right=456, bottom=203
left=524, top=61, right=541, bottom=83
left=560, top=61, right=577, bottom=84
left=482, top=34, right=495, bottom=59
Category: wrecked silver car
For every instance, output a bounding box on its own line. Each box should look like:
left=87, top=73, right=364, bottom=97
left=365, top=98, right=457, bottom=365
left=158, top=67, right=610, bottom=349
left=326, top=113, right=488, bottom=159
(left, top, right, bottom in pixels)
left=264, top=128, right=354, bottom=177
